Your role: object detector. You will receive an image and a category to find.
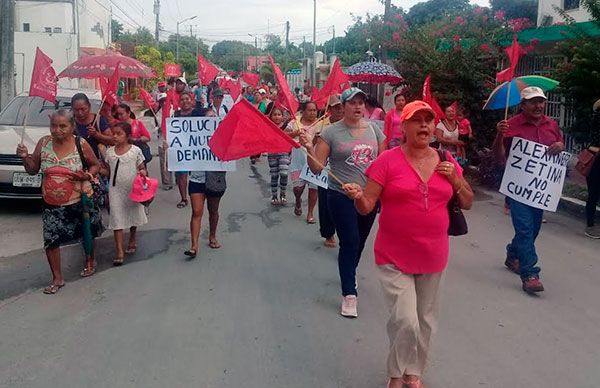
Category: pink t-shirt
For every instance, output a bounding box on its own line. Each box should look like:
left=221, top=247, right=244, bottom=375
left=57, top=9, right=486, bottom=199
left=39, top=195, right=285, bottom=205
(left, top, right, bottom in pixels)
left=366, top=147, right=463, bottom=274
left=131, top=120, right=151, bottom=140
left=458, top=118, right=471, bottom=135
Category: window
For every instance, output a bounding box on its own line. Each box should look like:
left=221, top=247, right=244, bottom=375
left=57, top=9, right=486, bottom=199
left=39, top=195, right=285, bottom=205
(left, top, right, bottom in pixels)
left=53, top=27, right=62, bottom=33
left=23, top=23, right=30, bottom=32
left=44, top=27, right=52, bottom=33
left=564, top=0, right=580, bottom=10
left=0, top=96, right=101, bottom=127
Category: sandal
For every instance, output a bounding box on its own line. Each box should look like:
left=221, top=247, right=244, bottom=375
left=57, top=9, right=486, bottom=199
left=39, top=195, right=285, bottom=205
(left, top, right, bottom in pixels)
left=208, top=240, right=221, bottom=249
left=402, top=377, right=425, bottom=388
left=306, top=217, right=316, bottom=224
left=184, top=249, right=197, bottom=258
left=113, top=257, right=125, bottom=266
left=271, top=196, right=280, bottom=206
left=125, top=245, right=137, bottom=254
left=80, top=265, right=96, bottom=277
left=177, top=199, right=188, bottom=209
left=324, top=238, right=337, bottom=248
left=43, top=283, right=65, bottom=295
left=294, top=205, right=302, bottom=216
left=280, top=195, right=287, bottom=205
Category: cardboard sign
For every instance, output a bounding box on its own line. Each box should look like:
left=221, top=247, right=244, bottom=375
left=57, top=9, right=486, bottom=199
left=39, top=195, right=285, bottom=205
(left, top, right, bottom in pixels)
left=499, top=137, right=571, bottom=212
left=166, top=117, right=236, bottom=172
left=299, top=162, right=329, bottom=189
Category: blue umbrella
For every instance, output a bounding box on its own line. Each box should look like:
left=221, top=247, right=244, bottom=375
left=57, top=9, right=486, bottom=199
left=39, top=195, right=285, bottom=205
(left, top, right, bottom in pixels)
left=482, top=79, right=522, bottom=110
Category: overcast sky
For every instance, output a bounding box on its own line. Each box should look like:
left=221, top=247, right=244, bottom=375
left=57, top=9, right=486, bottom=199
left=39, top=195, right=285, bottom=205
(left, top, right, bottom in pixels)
left=113, top=0, right=490, bottom=47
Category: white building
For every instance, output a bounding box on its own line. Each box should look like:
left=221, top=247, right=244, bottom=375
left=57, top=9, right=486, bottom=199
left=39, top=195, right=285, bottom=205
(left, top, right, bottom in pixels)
left=537, top=0, right=592, bottom=26
left=14, top=0, right=111, bottom=94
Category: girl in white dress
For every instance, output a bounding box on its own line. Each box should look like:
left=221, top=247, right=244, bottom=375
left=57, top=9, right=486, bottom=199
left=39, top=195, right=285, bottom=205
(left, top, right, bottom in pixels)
left=103, top=122, right=148, bottom=265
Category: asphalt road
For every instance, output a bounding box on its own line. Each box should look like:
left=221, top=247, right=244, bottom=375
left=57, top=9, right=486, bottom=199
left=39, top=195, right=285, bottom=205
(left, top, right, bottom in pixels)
left=1, top=155, right=599, bottom=388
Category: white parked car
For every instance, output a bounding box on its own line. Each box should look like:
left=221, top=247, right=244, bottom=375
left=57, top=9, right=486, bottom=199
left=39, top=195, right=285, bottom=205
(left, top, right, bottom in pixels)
left=0, top=88, right=102, bottom=199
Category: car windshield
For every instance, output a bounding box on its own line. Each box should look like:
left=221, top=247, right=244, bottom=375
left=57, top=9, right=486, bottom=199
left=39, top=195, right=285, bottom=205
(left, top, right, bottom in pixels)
left=0, top=96, right=101, bottom=127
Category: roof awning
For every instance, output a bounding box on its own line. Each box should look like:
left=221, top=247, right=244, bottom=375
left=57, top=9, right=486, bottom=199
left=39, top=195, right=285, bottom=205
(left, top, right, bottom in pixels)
left=500, top=21, right=600, bottom=46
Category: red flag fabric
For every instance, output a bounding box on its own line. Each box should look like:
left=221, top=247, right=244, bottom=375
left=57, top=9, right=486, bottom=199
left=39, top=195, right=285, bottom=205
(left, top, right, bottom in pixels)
left=164, top=63, right=182, bottom=77
left=29, top=47, right=57, bottom=103
left=208, top=99, right=300, bottom=161
left=269, top=56, right=299, bottom=116
left=217, top=78, right=242, bottom=101
left=496, top=37, right=524, bottom=83
left=197, top=54, right=220, bottom=85
left=241, top=72, right=260, bottom=87
left=422, top=75, right=444, bottom=124
left=313, top=58, right=350, bottom=109
left=102, top=62, right=120, bottom=107
left=140, top=87, right=157, bottom=111
left=160, top=89, right=183, bottom=137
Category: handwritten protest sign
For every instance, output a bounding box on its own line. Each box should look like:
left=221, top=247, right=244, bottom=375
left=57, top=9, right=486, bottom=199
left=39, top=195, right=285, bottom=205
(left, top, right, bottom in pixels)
left=499, top=137, right=571, bottom=212
left=300, top=162, right=329, bottom=189
left=166, top=117, right=236, bottom=172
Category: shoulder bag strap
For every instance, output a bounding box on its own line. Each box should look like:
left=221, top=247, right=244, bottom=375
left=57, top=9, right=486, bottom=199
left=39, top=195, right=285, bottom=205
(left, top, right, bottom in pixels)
left=75, top=136, right=89, bottom=170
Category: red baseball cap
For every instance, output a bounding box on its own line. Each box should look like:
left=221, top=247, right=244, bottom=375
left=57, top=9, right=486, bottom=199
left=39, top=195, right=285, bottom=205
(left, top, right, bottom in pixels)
left=400, top=100, right=436, bottom=122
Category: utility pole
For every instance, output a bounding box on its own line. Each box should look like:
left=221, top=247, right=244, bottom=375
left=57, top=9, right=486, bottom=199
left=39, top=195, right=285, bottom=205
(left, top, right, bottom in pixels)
left=285, top=21, right=290, bottom=73
left=331, top=25, right=336, bottom=54
left=153, top=0, right=160, bottom=44
left=312, top=0, right=317, bottom=88
left=254, top=36, right=258, bottom=72
left=0, top=0, right=16, bottom=111
left=190, top=25, right=193, bottom=37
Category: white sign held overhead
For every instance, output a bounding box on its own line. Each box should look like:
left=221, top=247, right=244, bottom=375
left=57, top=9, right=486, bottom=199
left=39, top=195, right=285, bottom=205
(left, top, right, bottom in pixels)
left=499, top=137, right=571, bottom=212
left=166, top=116, right=236, bottom=172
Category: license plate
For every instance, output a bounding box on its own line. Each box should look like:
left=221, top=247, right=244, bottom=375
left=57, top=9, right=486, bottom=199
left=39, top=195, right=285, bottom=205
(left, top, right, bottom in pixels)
left=12, top=172, right=42, bottom=188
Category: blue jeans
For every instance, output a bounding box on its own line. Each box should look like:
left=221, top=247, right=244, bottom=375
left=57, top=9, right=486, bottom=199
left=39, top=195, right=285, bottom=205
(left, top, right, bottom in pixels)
left=327, top=189, right=377, bottom=296
left=506, top=197, right=543, bottom=280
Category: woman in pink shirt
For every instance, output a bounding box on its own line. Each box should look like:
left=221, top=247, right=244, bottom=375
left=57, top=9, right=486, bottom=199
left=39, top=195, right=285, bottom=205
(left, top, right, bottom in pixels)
left=384, top=93, right=408, bottom=148
left=114, top=103, right=152, bottom=165
left=343, top=101, right=473, bottom=388
left=364, top=96, right=385, bottom=120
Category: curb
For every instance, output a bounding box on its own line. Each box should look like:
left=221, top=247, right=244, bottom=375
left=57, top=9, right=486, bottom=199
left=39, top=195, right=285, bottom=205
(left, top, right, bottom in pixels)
left=558, top=195, right=600, bottom=222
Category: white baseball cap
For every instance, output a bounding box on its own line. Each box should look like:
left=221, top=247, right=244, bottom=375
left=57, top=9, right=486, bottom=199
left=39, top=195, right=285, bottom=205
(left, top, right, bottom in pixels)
left=521, top=86, right=547, bottom=101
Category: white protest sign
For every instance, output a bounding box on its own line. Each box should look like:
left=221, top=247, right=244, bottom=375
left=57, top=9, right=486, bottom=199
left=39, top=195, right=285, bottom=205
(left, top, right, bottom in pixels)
left=499, top=137, right=571, bottom=212
left=166, top=116, right=236, bottom=172
left=299, top=162, right=329, bottom=189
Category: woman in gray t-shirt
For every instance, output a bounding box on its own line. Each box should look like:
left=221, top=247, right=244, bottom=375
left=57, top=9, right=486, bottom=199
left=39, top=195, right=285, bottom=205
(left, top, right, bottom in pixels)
left=301, top=87, right=386, bottom=318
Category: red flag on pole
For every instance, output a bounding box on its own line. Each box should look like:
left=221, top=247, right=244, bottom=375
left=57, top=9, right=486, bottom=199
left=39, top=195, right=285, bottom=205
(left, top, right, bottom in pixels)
left=422, top=75, right=444, bottom=124
left=102, top=63, right=120, bottom=107
left=313, top=58, right=350, bottom=109
left=29, top=47, right=57, bottom=103
left=139, top=87, right=157, bottom=111
left=197, top=54, right=220, bottom=85
left=268, top=56, right=299, bottom=116
left=241, top=72, right=260, bottom=87
left=209, top=99, right=300, bottom=161
left=496, top=37, right=524, bottom=83
left=164, top=63, right=182, bottom=77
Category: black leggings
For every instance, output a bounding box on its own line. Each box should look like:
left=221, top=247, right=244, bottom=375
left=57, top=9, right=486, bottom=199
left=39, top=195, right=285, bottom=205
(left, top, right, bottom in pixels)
left=586, top=156, right=600, bottom=227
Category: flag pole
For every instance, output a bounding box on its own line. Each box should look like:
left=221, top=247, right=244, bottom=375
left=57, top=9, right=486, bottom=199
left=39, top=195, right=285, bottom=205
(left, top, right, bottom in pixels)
left=504, top=79, right=512, bottom=121
left=91, top=96, right=108, bottom=129
left=302, top=147, right=345, bottom=186
left=20, top=97, right=34, bottom=145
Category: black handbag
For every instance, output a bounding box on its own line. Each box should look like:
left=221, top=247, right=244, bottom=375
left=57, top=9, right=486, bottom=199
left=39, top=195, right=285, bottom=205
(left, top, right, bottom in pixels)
left=437, top=149, right=468, bottom=236
left=134, top=140, right=153, bottom=164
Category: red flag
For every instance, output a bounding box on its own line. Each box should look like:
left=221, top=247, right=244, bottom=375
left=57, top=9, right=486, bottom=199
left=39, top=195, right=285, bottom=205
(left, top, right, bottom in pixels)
left=422, top=75, right=444, bottom=124
left=496, top=37, right=524, bottom=83
left=140, top=87, right=157, bottom=111
left=197, top=54, right=220, bottom=85
left=102, top=63, right=120, bottom=107
left=29, top=47, right=57, bottom=103
left=217, top=78, right=242, bottom=101
left=164, top=63, right=182, bottom=77
left=241, top=72, right=260, bottom=87
left=313, top=58, right=350, bottom=109
left=268, top=56, right=299, bottom=116
left=209, top=99, right=300, bottom=161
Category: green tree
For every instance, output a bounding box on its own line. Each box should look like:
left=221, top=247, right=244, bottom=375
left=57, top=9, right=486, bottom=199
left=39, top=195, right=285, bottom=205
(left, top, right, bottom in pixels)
left=158, top=35, right=210, bottom=76
left=489, top=0, right=537, bottom=22
left=405, top=0, right=471, bottom=26
left=211, top=40, right=259, bottom=71
left=554, top=0, right=600, bottom=144
left=111, top=19, right=124, bottom=42
left=119, top=27, right=155, bottom=47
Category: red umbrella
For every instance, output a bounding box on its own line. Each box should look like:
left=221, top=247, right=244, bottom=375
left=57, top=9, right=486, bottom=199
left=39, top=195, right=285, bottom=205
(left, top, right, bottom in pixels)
left=58, top=52, right=155, bottom=79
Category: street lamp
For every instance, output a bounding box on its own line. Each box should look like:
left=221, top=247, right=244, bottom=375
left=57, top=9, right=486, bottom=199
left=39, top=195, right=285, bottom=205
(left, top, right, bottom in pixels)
left=177, top=15, right=197, bottom=61
left=248, top=33, right=262, bottom=72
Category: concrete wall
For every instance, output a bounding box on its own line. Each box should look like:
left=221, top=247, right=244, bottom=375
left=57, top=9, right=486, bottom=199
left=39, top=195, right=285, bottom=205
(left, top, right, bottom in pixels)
left=79, top=0, right=111, bottom=49
left=538, top=0, right=592, bottom=25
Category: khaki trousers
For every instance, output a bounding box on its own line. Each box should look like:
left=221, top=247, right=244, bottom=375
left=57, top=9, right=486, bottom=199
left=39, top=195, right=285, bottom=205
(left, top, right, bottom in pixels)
left=377, top=264, right=444, bottom=378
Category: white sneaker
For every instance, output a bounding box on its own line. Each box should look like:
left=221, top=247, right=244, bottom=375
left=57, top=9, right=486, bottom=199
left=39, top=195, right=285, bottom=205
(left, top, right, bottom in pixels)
left=341, top=295, right=358, bottom=318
